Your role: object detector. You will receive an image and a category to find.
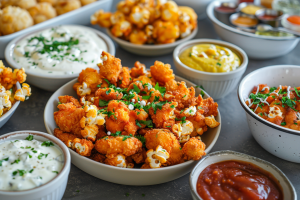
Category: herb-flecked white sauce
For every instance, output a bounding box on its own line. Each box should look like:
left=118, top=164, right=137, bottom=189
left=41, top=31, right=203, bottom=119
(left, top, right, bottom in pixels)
left=13, top=25, right=107, bottom=75
left=0, top=136, right=64, bottom=191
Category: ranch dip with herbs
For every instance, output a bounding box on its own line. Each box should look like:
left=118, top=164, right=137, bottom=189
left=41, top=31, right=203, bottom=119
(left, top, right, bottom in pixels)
left=0, top=135, right=64, bottom=191
left=13, top=25, right=107, bottom=75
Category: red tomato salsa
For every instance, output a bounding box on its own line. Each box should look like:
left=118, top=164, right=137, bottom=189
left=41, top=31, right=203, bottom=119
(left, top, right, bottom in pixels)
left=196, top=160, right=283, bottom=200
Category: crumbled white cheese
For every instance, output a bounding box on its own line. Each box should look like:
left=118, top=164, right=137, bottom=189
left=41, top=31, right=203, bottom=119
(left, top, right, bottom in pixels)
left=128, top=104, right=134, bottom=110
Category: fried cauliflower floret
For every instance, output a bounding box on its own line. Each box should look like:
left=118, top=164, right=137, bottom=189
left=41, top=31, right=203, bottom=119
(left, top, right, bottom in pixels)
left=95, top=88, right=123, bottom=101
left=105, top=100, right=130, bottom=133
left=90, top=10, right=112, bottom=27
left=186, top=111, right=207, bottom=136
left=118, top=67, right=131, bottom=88
left=95, top=136, right=142, bottom=157
left=131, top=148, right=147, bottom=164
left=152, top=20, right=179, bottom=44
left=14, top=83, right=31, bottom=101
left=89, top=151, right=106, bottom=163
left=117, top=0, right=136, bottom=15
left=179, top=6, right=197, bottom=29
left=76, top=67, right=102, bottom=93
left=0, top=6, right=33, bottom=35
left=149, top=102, right=177, bottom=129
left=37, top=0, right=57, bottom=6
left=172, top=120, right=194, bottom=143
left=110, top=11, right=125, bottom=25
left=0, top=85, right=12, bottom=116
left=182, top=137, right=206, bottom=160
left=150, top=61, right=174, bottom=85
left=199, top=97, right=219, bottom=117
left=0, top=63, right=27, bottom=89
left=105, top=154, right=127, bottom=168
left=55, top=0, right=81, bottom=15
left=165, top=138, right=184, bottom=166
left=130, top=61, right=147, bottom=78
left=129, top=5, right=150, bottom=28
left=15, top=0, right=37, bottom=9
left=177, top=6, right=197, bottom=38
left=160, top=1, right=179, bottom=22
left=58, top=95, right=81, bottom=108
left=28, top=2, right=57, bottom=24
left=144, top=129, right=175, bottom=153
left=54, top=128, right=77, bottom=147
left=146, top=145, right=169, bottom=168
left=80, top=0, right=96, bottom=6
left=0, top=0, right=15, bottom=8
left=205, top=115, right=220, bottom=128
left=54, top=102, right=85, bottom=138
left=129, top=29, right=148, bottom=45
left=72, top=138, right=94, bottom=157
left=110, top=20, right=132, bottom=38
left=98, top=52, right=122, bottom=85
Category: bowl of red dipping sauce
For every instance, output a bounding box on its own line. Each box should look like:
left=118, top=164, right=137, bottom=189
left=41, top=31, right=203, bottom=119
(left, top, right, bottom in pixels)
left=256, top=9, right=283, bottom=27
left=189, top=150, right=297, bottom=200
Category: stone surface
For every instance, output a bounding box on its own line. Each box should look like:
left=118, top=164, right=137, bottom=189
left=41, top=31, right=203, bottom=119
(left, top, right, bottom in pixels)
left=0, top=0, right=299, bottom=199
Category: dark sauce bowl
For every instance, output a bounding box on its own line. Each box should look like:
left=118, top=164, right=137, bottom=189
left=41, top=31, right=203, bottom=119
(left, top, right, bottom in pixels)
left=214, top=1, right=238, bottom=25
left=256, top=9, right=283, bottom=27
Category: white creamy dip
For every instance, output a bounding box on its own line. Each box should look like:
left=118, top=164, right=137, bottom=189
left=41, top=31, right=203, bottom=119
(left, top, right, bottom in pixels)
left=0, top=135, right=64, bottom=191
left=13, top=25, right=107, bottom=75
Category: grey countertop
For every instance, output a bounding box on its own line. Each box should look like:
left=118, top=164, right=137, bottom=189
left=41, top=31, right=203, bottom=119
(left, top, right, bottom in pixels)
left=1, top=0, right=300, bottom=199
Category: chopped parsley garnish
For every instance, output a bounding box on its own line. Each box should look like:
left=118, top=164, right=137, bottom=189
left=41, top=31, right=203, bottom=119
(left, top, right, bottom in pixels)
left=106, top=89, right=111, bottom=95
left=166, top=125, right=171, bottom=128
left=12, top=170, right=26, bottom=176
left=133, top=84, right=140, bottom=94
left=294, top=87, right=300, bottom=97
left=189, top=52, right=192, bottom=57
left=97, top=83, right=102, bottom=88
left=38, top=153, right=48, bottom=160
left=216, top=62, right=221, bottom=66
left=176, top=117, right=187, bottom=124
left=170, top=105, right=175, bottom=108
left=270, top=87, right=277, bottom=93
left=125, top=193, right=130, bottom=197
left=27, top=152, right=32, bottom=158
left=136, top=120, right=153, bottom=128
left=52, top=171, right=59, bottom=174
left=41, top=141, right=54, bottom=147
left=0, top=157, right=9, bottom=166
left=11, top=159, right=20, bottom=165
left=183, top=95, right=186, bottom=98
left=122, top=134, right=133, bottom=141
left=154, top=83, right=166, bottom=97
left=29, top=169, right=34, bottom=173
left=281, top=122, right=286, bottom=126
left=135, top=135, right=146, bottom=147
left=111, top=131, right=122, bottom=137
left=26, top=135, right=34, bottom=141
left=196, top=85, right=205, bottom=97
left=31, top=148, right=37, bottom=153
left=99, top=99, right=109, bottom=107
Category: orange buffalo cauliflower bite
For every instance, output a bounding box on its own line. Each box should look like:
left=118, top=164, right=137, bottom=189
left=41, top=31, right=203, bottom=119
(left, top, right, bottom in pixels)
left=55, top=0, right=81, bottom=15
left=90, top=10, right=112, bottom=27
left=28, top=2, right=57, bottom=24
left=52, top=53, right=220, bottom=169
left=80, top=0, right=96, bottom=6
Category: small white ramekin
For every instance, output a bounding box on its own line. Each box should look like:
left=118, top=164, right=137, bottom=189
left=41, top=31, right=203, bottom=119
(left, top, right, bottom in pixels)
left=190, top=150, right=297, bottom=200
left=0, top=83, right=21, bottom=129
left=173, top=39, right=248, bottom=100
left=238, top=65, right=300, bottom=163
left=0, top=131, right=71, bottom=200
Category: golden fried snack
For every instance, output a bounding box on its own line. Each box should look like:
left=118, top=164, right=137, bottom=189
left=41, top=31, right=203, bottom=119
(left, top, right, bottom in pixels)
left=80, top=0, right=96, bottom=6
left=54, top=128, right=77, bottom=147
left=117, top=0, right=136, bottom=15
left=0, top=85, right=12, bottom=116
left=105, top=100, right=130, bottom=133
left=14, top=83, right=32, bottom=101
left=110, top=20, right=132, bottom=38
left=55, top=0, right=81, bottom=15
left=129, top=29, right=148, bottom=45
left=0, top=6, right=33, bottom=35
left=58, top=95, right=82, bottom=108
left=131, top=148, right=147, bottom=164
left=15, top=0, right=37, bottom=9
left=205, top=115, right=220, bottom=128
left=182, top=137, right=206, bottom=160
left=146, top=145, right=169, bottom=168
left=110, top=11, right=125, bottom=25
left=118, top=67, right=131, bottom=88
left=150, top=61, right=175, bottom=85
left=72, top=138, right=94, bottom=157
left=37, top=0, right=57, bottom=6
left=28, top=2, right=57, bottom=24
left=129, top=5, right=150, bottom=28
left=160, top=1, right=179, bottom=22
left=130, top=61, right=147, bottom=78
left=54, top=102, right=85, bottom=138
left=95, top=88, right=123, bottom=101
left=89, top=151, right=106, bottom=163
left=144, top=129, right=175, bottom=153
left=149, top=102, right=177, bottom=129
left=105, top=154, right=127, bottom=168
left=90, top=10, right=112, bottom=28
left=178, top=6, right=197, bottom=38
left=98, top=52, right=122, bottom=85
left=95, top=136, right=143, bottom=157
left=152, top=20, right=179, bottom=44
left=165, top=139, right=184, bottom=166
left=77, top=67, right=102, bottom=93
left=200, top=97, right=219, bottom=117
left=0, top=61, right=27, bottom=89
left=0, top=0, right=15, bottom=8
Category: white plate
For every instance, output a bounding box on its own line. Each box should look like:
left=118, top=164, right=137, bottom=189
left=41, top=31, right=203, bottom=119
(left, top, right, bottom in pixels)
left=44, top=76, right=221, bottom=186
left=5, top=25, right=115, bottom=92
left=0, top=0, right=113, bottom=58
left=106, top=27, right=198, bottom=56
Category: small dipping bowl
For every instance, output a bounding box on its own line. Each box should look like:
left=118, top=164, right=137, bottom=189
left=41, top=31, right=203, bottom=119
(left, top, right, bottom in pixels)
left=256, top=9, right=283, bottom=27
left=237, top=2, right=265, bottom=16
left=230, top=13, right=258, bottom=28
left=189, top=150, right=297, bottom=200
left=214, top=1, right=238, bottom=25
left=282, top=14, right=300, bottom=33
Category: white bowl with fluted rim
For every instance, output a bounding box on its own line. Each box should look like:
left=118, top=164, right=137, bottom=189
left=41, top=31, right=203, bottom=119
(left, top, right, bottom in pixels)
left=207, top=0, right=300, bottom=59
left=238, top=65, right=300, bottom=163
left=0, top=130, right=71, bottom=200
left=5, top=25, right=115, bottom=92
left=0, top=83, right=21, bottom=129
left=43, top=75, right=221, bottom=186
left=189, top=150, right=297, bottom=200
left=173, top=39, right=248, bottom=100
left=106, top=27, right=197, bottom=56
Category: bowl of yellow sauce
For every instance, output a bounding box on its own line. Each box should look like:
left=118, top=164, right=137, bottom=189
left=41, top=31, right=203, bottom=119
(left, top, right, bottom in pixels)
left=173, top=39, right=248, bottom=100
left=238, top=3, right=265, bottom=16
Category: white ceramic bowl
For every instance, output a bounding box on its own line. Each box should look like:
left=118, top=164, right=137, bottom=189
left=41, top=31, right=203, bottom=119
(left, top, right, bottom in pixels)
left=44, top=76, right=221, bottom=186
left=282, top=14, right=300, bottom=33
left=238, top=65, right=300, bottom=163
left=0, top=130, right=71, bottom=200
left=0, top=83, right=21, bottom=129
left=189, top=150, right=297, bottom=200
left=173, top=0, right=215, bottom=20
left=207, top=0, right=300, bottom=59
left=106, top=27, right=197, bottom=56
left=5, top=25, right=115, bottom=92
left=0, top=0, right=113, bottom=58
left=173, top=39, right=248, bottom=100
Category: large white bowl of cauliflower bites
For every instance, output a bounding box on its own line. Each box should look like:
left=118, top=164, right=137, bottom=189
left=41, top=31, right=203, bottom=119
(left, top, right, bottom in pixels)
left=44, top=52, right=221, bottom=185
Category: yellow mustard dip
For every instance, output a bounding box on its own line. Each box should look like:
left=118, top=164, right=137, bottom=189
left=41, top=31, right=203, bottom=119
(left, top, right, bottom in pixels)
left=179, top=44, right=241, bottom=73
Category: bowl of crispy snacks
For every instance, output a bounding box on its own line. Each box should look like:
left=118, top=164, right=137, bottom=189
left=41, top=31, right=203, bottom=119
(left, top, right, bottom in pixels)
left=0, top=61, right=31, bottom=128
left=44, top=52, right=221, bottom=185
left=91, top=0, right=198, bottom=56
